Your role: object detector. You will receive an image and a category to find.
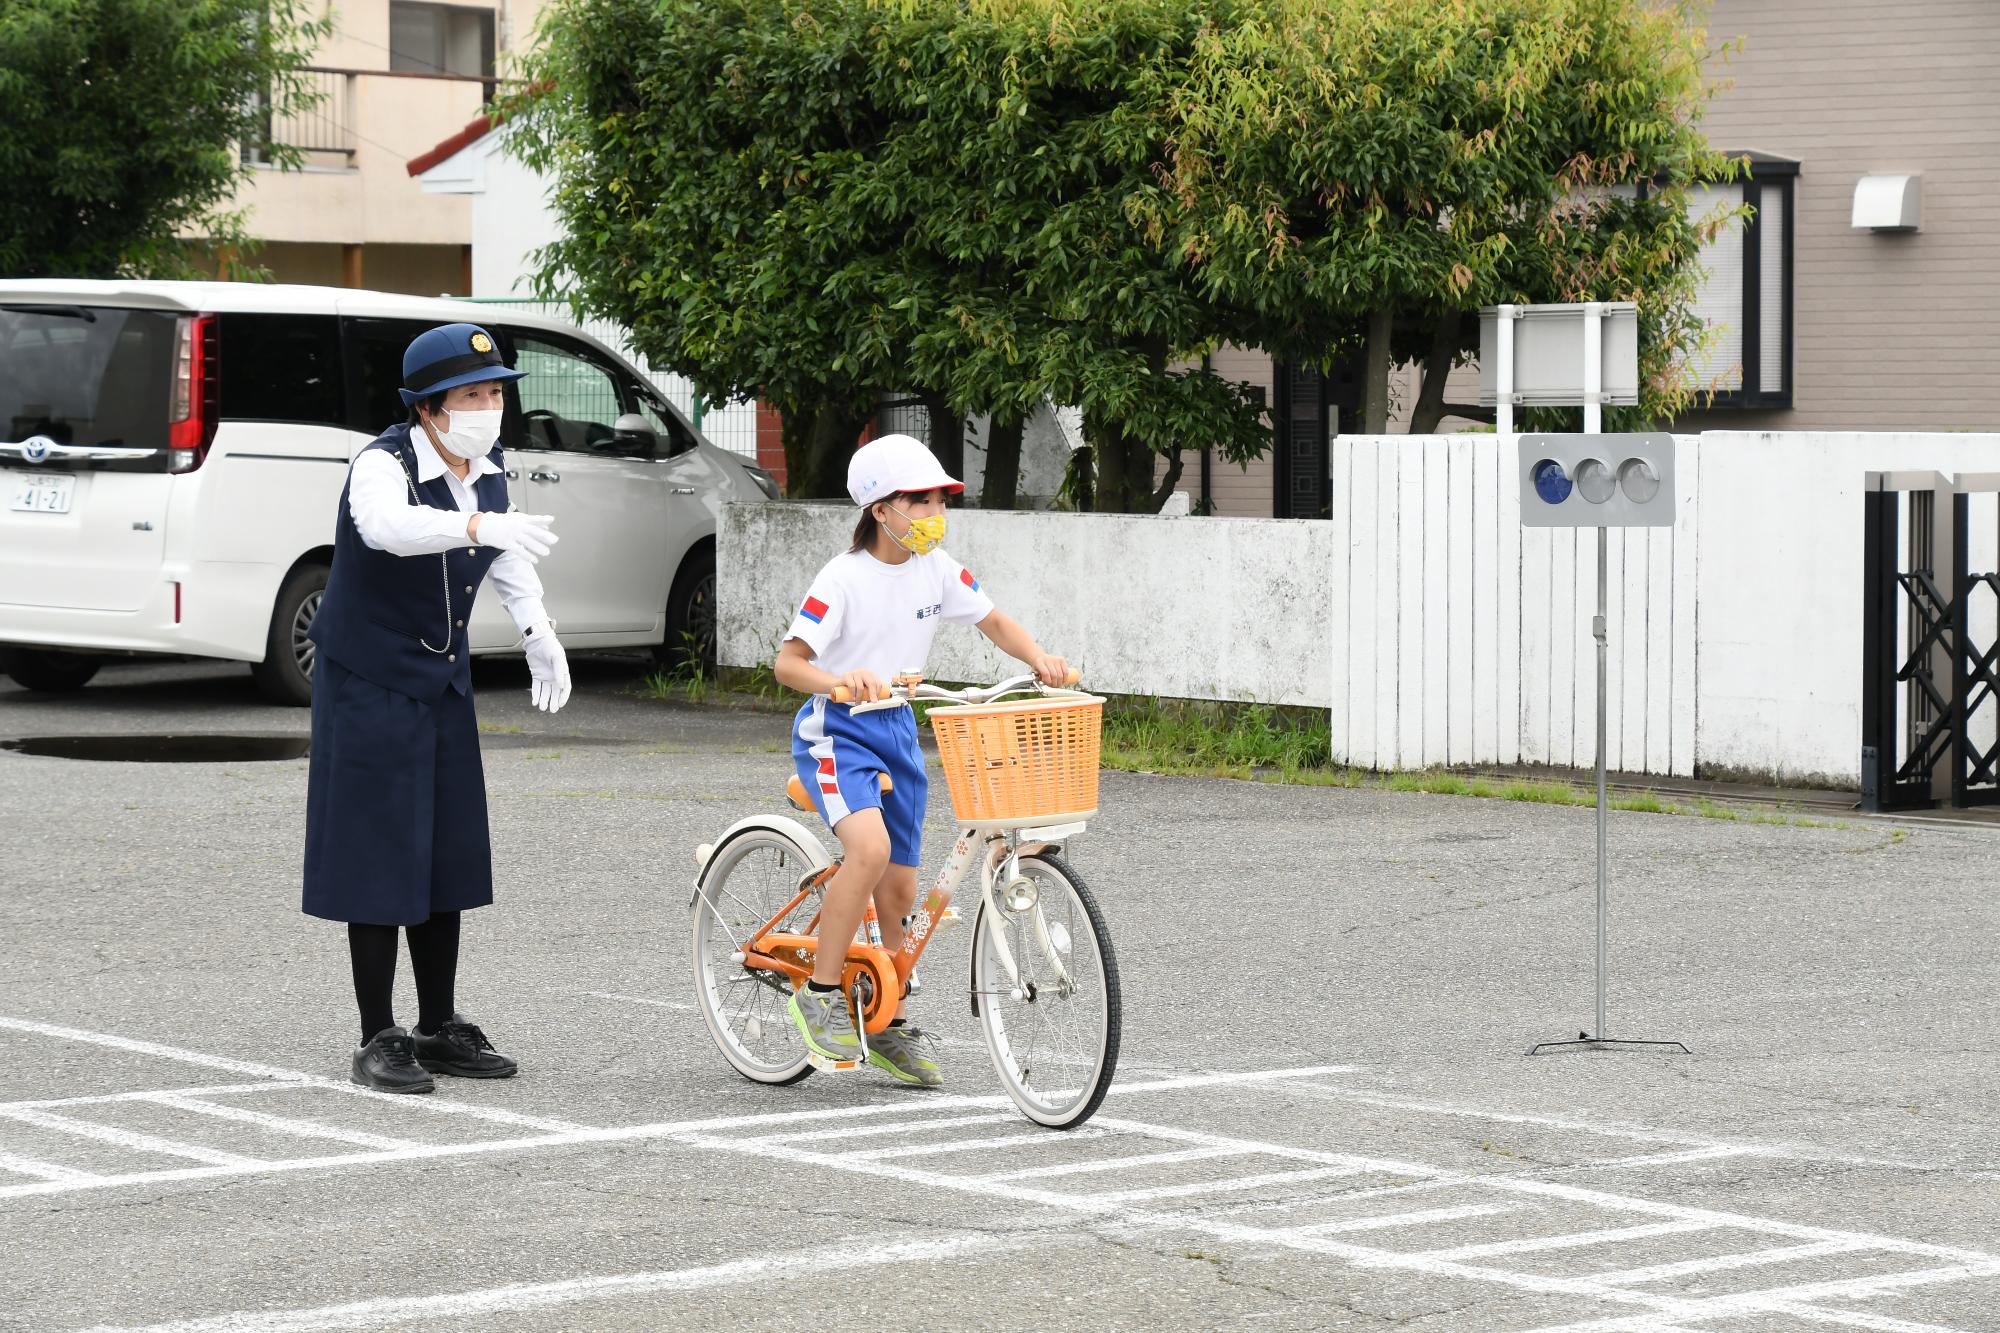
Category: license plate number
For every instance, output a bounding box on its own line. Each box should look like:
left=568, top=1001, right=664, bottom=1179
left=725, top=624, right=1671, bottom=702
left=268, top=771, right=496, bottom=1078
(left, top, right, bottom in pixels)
left=8, top=473, right=74, bottom=514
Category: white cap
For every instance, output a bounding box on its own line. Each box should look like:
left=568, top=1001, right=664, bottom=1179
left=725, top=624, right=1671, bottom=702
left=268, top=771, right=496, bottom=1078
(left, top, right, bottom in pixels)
left=847, top=433, right=965, bottom=508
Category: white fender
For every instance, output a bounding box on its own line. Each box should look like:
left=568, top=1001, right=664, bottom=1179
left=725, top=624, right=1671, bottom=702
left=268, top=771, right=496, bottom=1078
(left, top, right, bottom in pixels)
left=690, top=814, right=832, bottom=906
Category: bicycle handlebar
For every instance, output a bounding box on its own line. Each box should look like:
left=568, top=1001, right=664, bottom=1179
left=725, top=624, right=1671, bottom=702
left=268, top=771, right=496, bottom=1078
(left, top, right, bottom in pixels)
left=830, top=666, right=1080, bottom=705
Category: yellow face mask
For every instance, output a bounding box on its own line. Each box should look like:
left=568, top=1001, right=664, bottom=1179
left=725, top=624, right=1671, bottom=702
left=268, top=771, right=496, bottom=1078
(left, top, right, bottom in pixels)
left=888, top=505, right=947, bottom=556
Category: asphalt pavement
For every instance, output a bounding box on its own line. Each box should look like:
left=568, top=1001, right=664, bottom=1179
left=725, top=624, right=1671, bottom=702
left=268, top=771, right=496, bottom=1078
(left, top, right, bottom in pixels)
left=2, top=656, right=1997, bottom=1331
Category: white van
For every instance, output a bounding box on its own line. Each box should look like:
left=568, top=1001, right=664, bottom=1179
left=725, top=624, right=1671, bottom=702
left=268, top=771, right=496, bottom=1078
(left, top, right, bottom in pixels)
left=0, top=281, right=777, bottom=703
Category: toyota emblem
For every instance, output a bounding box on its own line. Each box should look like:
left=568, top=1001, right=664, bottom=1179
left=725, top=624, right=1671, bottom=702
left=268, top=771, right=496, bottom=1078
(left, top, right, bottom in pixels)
left=21, top=435, right=52, bottom=464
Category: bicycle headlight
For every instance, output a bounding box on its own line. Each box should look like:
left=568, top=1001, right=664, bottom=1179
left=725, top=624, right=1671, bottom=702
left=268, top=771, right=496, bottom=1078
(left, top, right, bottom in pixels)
left=1003, top=876, right=1039, bottom=913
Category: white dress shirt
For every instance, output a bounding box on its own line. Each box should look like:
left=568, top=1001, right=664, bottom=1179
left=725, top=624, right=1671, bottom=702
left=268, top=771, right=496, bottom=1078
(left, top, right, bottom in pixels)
left=346, top=435, right=549, bottom=636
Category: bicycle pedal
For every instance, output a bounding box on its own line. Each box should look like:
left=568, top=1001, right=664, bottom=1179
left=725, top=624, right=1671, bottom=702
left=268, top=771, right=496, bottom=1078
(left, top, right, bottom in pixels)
left=805, top=1050, right=864, bottom=1073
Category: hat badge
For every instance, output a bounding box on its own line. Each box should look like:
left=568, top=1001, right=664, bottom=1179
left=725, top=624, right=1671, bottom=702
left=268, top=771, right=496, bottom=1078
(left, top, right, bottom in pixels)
left=469, top=331, right=494, bottom=354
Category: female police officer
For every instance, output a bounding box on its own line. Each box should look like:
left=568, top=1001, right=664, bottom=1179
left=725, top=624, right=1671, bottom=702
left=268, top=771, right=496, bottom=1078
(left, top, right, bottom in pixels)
left=303, top=323, right=570, bottom=1094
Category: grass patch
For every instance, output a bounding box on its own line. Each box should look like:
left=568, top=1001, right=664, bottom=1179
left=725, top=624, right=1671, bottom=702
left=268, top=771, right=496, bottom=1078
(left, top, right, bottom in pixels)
left=636, top=655, right=790, bottom=712
left=1091, top=696, right=1850, bottom=828
left=478, top=721, right=522, bottom=735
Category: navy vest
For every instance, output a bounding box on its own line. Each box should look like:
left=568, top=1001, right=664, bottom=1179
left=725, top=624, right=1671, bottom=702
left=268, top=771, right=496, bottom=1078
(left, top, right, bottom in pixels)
left=311, top=426, right=509, bottom=701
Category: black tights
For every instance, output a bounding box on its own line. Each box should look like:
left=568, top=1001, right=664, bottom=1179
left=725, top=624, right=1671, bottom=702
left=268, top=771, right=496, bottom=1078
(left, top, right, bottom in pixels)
left=348, top=911, right=462, bottom=1043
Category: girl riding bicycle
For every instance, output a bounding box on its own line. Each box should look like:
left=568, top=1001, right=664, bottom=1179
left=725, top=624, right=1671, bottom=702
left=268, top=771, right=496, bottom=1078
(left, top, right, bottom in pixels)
left=771, top=433, right=1069, bottom=1086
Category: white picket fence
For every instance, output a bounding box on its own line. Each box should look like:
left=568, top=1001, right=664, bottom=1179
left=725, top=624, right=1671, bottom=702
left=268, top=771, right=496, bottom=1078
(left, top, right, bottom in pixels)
left=1328, top=435, right=1699, bottom=777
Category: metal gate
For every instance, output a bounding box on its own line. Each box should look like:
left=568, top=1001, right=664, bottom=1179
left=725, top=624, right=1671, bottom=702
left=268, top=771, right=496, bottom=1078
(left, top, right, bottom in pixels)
left=1860, top=470, right=2000, bottom=811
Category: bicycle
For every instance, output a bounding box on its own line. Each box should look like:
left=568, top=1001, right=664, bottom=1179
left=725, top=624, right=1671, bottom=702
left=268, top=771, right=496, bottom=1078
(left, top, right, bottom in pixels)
left=689, top=669, right=1121, bottom=1129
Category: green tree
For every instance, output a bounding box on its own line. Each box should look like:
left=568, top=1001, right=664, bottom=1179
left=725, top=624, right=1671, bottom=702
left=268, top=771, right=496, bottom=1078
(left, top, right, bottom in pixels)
left=513, top=0, right=1269, bottom=507
left=0, top=0, right=330, bottom=280
left=516, top=0, right=1730, bottom=509
left=1143, top=0, right=1737, bottom=431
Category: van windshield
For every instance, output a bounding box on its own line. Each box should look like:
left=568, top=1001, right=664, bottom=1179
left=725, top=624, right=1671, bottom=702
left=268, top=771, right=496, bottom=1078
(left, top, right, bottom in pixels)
left=0, top=306, right=178, bottom=458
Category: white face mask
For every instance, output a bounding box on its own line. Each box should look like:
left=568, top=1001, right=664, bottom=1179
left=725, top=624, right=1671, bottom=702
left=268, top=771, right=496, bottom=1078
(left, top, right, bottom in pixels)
left=430, top=407, right=502, bottom=461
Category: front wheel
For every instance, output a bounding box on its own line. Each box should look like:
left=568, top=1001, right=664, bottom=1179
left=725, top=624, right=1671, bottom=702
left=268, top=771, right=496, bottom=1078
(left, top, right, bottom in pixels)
left=690, top=828, right=821, bottom=1085
left=971, top=853, right=1121, bottom=1129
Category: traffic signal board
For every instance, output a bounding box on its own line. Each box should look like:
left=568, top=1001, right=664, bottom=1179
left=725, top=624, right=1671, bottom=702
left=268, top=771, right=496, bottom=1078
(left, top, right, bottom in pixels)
left=1519, top=433, right=1676, bottom=528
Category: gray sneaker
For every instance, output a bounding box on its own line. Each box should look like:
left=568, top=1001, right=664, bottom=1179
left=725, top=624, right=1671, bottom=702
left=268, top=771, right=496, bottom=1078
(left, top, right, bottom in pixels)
left=789, top=985, right=863, bottom=1067
left=867, top=1025, right=944, bottom=1087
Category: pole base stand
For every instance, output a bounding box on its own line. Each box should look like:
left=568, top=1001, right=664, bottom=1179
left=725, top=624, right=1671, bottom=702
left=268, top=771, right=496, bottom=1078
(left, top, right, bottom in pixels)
left=1527, top=1032, right=1692, bottom=1056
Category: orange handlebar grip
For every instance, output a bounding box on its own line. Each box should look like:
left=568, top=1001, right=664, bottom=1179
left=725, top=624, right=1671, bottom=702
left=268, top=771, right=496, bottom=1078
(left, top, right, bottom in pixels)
left=830, top=686, right=851, bottom=703
left=1063, top=667, right=1081, bottom=686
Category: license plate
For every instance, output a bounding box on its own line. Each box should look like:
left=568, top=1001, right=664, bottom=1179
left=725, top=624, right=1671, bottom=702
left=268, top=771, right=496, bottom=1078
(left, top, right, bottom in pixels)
left=8, top=473, right=73, bottom=514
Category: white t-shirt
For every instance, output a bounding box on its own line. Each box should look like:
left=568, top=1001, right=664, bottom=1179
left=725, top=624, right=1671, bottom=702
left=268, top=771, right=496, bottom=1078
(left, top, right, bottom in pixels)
left=783, top=546, right=995, bottom=685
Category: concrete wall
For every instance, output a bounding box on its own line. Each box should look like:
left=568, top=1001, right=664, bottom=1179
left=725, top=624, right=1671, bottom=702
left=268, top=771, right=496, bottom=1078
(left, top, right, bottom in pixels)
left=719, top=503, right=1334, bottom=709
left=721, top=431, right=2000, bottom=786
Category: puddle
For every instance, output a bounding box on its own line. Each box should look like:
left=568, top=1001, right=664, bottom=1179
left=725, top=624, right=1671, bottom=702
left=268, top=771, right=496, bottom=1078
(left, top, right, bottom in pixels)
left=0, top=734, right=310, bottom=763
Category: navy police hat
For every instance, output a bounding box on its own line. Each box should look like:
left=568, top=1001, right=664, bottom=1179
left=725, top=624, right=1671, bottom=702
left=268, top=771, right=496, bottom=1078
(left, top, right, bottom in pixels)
left=399, top=323, right=527, bottom=406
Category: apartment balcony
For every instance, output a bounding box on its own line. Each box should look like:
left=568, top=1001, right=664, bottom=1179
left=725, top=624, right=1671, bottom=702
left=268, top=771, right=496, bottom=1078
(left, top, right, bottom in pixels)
left=231, top=65, right=497, bottom=285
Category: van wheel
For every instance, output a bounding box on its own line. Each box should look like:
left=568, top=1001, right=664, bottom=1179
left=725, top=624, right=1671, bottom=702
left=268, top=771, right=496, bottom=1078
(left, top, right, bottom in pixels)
left=1, top=649, right=100, bottom=693
left=251, top=563, right=328, bottom=706
left=652, top=546, right=716, bottom=674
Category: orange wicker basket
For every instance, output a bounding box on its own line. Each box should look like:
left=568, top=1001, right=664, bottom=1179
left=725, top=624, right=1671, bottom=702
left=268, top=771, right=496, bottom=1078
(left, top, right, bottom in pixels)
left=926, top=695, right=1104, bottom=825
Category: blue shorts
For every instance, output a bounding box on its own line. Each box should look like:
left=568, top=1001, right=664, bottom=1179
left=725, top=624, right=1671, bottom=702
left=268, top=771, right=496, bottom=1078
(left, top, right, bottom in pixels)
left=792, top=697, right=929, bottom=867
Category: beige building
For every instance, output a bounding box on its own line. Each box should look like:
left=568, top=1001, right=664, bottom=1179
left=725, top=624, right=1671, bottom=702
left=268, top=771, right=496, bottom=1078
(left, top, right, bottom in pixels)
left=1176, top=0, right=1999, bottom=518
left=224, top=0, right=549, bottom=295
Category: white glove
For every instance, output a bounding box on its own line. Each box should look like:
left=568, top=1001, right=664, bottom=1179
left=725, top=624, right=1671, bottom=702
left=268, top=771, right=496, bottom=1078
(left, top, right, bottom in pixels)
left=523, top=621, right=571, bottom=713
left=476, top=511, right=558, bottom=563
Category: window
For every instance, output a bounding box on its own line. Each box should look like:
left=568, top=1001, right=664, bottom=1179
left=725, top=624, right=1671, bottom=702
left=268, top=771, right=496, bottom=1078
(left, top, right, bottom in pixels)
left=0, top=306, right=177, bottom=453
left=389, top=2, right=495, bottom=80
left=340, top=318, right=436, bottom=432
left=219, top=315, right=344, bottom=427
left=1684, top=155, right=1796, bottom=409
left=506, top=332, right=626, bottom=452
left=631, top=386, right=697, bottom=455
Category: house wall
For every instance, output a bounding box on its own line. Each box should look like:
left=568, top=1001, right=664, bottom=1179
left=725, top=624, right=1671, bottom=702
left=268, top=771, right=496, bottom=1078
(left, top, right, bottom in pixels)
left=1677, top=0, right=2000, bottom=431
left=222, top=2, right=555, bottom=264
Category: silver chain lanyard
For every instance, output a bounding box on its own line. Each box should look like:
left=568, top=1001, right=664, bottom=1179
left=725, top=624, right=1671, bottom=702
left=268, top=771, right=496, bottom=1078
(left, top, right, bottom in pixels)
left=389, top=443, right=455, bottom=657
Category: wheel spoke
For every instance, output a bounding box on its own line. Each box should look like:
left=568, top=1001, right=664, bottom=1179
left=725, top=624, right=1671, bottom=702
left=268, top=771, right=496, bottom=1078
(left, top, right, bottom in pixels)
left=974, top=856, right=1118, bottom=1126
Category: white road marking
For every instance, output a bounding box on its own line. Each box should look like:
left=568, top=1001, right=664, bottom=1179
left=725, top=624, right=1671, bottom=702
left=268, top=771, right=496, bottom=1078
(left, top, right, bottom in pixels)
left=79, top=1231, right=1042, bottom=1333
left=1586, top=1239, right=1874, bottom=1288
left=0, top=1083, right=302, bottom=1113
left=1291, top=1204, right=1525, bottom=1236
left=1097, top=1164, right=1364, bottom=1204
left=4, top=1019, right=1988, bottom=1330
left=678, top=1120, right=1997, bottom=1331
left=0, top=1031, right=1353, bottom=1201
left=1756, top=1301, right=1984, bottom=1333
left=1282, top=1080, right=1992, bottom=1176
left=0, top=1151, right=102, bottom=1183
left=1403, top=1219, right=1716, bottom=1264
left=0, top=1017, right=586, bottom=1135
left=729, top=1112, right=1015, bottom=1146
left=1097, top=1113, right=1998, bottom=1267
left=148, top=1096, right=424, bottom=1153
left=579, top=990, right=696, bottom=1013
left=978, top=1144, right=1246, bottom=1183
left=0, top=1107, right=262, bottom=1168
left=849, top=1129, right=1107, bottom=1160
left=1580, top=1146, right=1762, bottom=1170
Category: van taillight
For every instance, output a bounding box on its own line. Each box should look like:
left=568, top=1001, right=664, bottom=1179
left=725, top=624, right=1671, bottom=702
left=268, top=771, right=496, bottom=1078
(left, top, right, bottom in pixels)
left=168, top=314, right=219, bottom=472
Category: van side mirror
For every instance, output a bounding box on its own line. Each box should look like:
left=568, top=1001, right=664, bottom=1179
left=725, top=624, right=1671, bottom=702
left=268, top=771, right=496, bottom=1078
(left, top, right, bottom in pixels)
left=611, top=413, right=657, bottom=455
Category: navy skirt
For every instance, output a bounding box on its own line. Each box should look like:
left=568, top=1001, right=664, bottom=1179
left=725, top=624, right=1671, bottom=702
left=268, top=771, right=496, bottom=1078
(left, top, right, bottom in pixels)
left=302, top=655, right=494, bottom=925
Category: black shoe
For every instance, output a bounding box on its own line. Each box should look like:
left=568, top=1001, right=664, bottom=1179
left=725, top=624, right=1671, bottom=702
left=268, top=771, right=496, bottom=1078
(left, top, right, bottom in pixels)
left=352, top=1026, right=435, bottom=1094
left=411, top=1013, right=519, bottom=1078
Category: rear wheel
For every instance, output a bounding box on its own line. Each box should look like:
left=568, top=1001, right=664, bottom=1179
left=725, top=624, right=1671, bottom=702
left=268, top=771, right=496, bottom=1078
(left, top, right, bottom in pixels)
left=971, top=853, right=1121, bottom=1129
left=1, top=648, right=99, bottom=693
left=250, top=563, right=327, bottom=706
left=691, top=828, right=822, bottom=1085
